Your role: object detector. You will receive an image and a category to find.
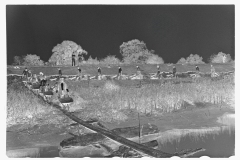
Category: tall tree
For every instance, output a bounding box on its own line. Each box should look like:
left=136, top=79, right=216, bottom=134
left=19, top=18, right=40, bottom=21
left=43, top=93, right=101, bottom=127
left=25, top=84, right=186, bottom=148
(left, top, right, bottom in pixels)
left=120, top=39, right=153, bottom=64
left=49, top=40, right=88, bottom=65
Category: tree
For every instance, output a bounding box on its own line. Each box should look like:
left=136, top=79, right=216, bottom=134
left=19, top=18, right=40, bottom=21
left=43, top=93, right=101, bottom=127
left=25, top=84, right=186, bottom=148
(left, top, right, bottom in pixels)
left=209, top=52, right=232, bottom=63
left=49, top=40, right=88, bottom=65
left=177, top=57, right=187, bottom=64
left=23, top=54, right=45, bottom=66
left=13, top=56, right=24, bottom=65
left=145, top=54, right=164, bottom=64
left=120, top=39, right=153, bottom=64
left=185, top=54, right=205, bottom=64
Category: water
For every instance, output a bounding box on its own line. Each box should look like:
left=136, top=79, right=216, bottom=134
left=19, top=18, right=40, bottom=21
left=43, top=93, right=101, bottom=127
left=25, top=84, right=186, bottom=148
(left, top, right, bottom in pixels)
left=157, top=127, right=235, bottom=157
left=157, top=113, right=235, bottom=158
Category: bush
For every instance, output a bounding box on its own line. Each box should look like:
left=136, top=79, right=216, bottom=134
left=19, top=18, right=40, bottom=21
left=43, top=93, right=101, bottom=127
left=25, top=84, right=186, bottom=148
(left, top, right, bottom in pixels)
left=84, top=56, right=100, bottom=65
left=100, top=55, right=121, bottom=65
left=177, top=57, right=187, bottom=64
left=185, top=54, right=205, bottom=64
left=23, top=54, right=45, bottom=66
left=209, top=52, right=232, bottom=63
left=145, top=54, right=164, bottom=64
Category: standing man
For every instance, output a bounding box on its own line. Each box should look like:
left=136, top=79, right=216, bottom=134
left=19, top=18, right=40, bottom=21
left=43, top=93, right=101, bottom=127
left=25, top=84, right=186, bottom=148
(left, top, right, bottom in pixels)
left=22, top=67, right=28, bottom=79
left=97, top=67, right=102, bottom=80
left=77, top=67, right=82, bottom=80
left=72, top=54, right=76, bottom=66
left=136, top=66, right=141, bottom=75
left=195, top=65, right=200, bottom=73
left=118, top=66, right=122, bottom=79
left=172, top=66, right=177, bottom=78
left=58, top=68, right=62, bottom=77
left=157, top=65, right=161, bottom=79
left=97, top=67, right=101, bottom=75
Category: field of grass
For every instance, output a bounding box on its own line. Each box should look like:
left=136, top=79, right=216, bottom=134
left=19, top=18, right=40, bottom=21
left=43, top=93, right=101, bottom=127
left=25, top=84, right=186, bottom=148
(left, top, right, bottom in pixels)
left=6, top=63, right=235, bottom=128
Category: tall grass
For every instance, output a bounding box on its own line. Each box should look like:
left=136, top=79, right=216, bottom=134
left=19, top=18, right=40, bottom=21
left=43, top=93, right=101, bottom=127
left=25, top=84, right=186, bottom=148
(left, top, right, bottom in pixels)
left=7, top=74, right=234, bottom=126
left=66, top=74, right=234, bottom=123
left=7, top=82, right=63, bottom=127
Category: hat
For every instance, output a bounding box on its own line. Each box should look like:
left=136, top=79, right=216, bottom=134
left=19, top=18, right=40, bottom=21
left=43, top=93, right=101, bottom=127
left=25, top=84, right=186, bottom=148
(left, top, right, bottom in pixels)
left=39, top=72, right=43, bottom=75
left=58, top=68, right=61, bottom=70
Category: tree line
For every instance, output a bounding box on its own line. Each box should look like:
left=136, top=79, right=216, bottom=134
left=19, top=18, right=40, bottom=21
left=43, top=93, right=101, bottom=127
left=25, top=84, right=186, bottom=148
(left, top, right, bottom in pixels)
left=12, top=39, right=233, bottom=66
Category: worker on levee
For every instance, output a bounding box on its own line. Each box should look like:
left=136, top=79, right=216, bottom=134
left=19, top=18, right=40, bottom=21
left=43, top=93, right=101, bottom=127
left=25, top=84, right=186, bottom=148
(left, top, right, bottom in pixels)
left=40, top=75, right=47, bottom=92
left=172, top=66, right=177, bottom=78
left=195, top=65, right=200, bottom=73
left=136, top=66, right=141, bottom=75
left=56, top=77, right=70, bottom=98
left=77, top=67, right=82, bottom=80
left=118, top=66, right=122, bottom=79
left=27, top=70, right=32, bottom=82
left=156, top=65, right=161, bottom=79
left=97, top=67, right=102, bottom=80
left=22, top=68, right=28, bottom=79
left=58, top=68, right=62, bottom=80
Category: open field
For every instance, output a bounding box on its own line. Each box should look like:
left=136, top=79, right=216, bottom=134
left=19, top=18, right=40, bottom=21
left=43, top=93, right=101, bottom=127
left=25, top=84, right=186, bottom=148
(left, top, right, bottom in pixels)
left=6, top=63, right=235, bottom=157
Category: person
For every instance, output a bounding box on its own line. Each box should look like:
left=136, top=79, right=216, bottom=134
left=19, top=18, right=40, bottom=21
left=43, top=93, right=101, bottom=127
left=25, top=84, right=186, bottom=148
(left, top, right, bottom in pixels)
left=77, top=67, right=82, bottom=79
left=172, top=66, right=177, bottom=78
left=118, top=66, right=122, bottom=76
left=156, top=65, right=161, bottom=79
left=97, top=67, right=101, bottom=75
left=195, top=65, right=200, bottom=73
left=22, top=68, right=28, bottom=79
left=97, top=67, right=102, bottom=80
left=72, top=54, right=76, bottom=66
left=27, top=70, right=32, bottom=82
left=58, top=68, right=62, bottom=77
left=136, top=66, right=141, bottom=75
left=118, top=66, right=122, bottom=79
left=56, top=77, right=70, bottom=98
left=40, top=75, right=47, bottom=92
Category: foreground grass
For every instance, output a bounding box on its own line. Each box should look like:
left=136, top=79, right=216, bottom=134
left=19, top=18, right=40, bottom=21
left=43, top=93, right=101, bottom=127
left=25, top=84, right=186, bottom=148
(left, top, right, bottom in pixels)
left=64, top=74, right=234, bottom=123
left=7, top=82, right=67, bottom=128
left=7, top=73, right=234, bottom=127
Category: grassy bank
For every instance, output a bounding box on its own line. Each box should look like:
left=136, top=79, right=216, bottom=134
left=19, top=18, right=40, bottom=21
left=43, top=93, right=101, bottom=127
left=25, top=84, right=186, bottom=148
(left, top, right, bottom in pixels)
left=7, top=82, right=67, bottom=128
left=64, top=74, right=234, bottom=123
left=7, top=72, right=234, bottom=127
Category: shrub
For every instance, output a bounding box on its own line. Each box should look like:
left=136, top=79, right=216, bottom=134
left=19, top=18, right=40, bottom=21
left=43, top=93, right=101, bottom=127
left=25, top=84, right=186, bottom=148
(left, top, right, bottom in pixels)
left=84, top=56, right=100, bottom=65
left=177, top=57, right=187, bottom=64
left=145, top=54, right=164, bottom=64
left=185, top=54, right=205, bottom=64
left=23, top=54, right=45, bottom=66
left=209, top=52, right=232, bottom=63
left=100, top=55, right=121, bottom=65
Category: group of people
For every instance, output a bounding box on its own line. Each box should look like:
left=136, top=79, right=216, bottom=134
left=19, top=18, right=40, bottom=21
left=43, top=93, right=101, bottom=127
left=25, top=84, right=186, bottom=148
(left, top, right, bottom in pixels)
left=22, top=68, right=70, bottom=99
left=72, top=54, right=84, bottom=66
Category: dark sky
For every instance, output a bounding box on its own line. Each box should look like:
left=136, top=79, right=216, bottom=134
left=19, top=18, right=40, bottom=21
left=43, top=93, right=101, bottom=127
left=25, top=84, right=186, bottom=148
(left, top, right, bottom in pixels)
left=6, top=5, right=234, bottom=64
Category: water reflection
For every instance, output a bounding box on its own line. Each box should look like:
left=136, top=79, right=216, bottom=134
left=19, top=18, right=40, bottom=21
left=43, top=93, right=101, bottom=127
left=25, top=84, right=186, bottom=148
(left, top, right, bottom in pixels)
left=157, top=114, right=235, bottom=158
